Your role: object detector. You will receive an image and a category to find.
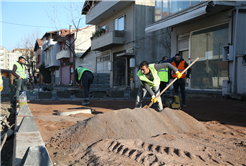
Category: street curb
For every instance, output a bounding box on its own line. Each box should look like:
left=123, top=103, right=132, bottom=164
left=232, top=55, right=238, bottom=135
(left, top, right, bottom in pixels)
left=12, top=104, right=53, bottom=166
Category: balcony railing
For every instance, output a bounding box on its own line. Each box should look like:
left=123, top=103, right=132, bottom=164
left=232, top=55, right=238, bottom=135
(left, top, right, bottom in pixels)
left=91, top=30, right=125, bottom=51
left=86, top=1, right=133, bottom=24
left=56, top=50, right=70, bottom=60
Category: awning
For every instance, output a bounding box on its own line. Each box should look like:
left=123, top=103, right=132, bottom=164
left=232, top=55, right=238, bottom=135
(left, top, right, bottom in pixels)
left=145, top=6, right=207, bottom=33
left=145, top=1, right=236, bottom=33
left=116, top=52, right=135, bottom=57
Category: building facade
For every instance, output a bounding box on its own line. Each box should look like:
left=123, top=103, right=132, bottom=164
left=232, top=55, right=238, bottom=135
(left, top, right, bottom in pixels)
left=34, top=38, right=45, bottom=83
left=0, top=46, right=8, bottom=70
left=82, top=1, right=169, bottom=89
left=146, top=0, right=246, bottom=95
left=41, top=31, right=60, bottom=85
left=54, top=25, right=95, bottom=85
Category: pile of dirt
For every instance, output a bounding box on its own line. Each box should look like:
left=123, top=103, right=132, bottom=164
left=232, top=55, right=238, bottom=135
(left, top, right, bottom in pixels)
left=48, top=108, right=206, bottom=155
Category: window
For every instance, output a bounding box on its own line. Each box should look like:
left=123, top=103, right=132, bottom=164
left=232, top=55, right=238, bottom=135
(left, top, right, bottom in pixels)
left=155, top=0, right=203, bottom=21
left=190, top=23, right=229, bottom=89
left=115, top=16, right=125, bottom=31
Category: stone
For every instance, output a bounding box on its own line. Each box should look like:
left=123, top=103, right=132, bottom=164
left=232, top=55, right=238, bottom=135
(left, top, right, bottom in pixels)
left=18, top=116, right=39, bottom=133
left=37, top=91, right=52, bottom=99
left=18, top=105, right=32, bottom=116
left=92, top=91, right=106, bottom=98
left=20, top=146, right=53, bottom=166
left=56, top=91, right=71, bottom=98
left=111, top=91, right=124, bottom=98
left=74, top=91, right=85, bottom=98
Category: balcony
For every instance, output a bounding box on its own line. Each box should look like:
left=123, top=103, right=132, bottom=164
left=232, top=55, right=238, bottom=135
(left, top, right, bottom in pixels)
left=86, top=1, right=133, bottom=24
left=42, top=39, right=56, bottom=51
left=91, top=30, right=125, bottom=51
left=56, top=50, right=70, bottom=60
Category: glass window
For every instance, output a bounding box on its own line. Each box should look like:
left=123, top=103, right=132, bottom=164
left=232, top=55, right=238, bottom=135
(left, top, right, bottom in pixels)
left=190, top=23, right=229, bottom=89
left=162, top=0, right=168, bottom=17
left=169, top=1, right=190, bottom=15
left=115, top=16, right=125, bottom=30
left=155, top=1, right=162, bottom=21
left=155, top=0, right=203, bottom=20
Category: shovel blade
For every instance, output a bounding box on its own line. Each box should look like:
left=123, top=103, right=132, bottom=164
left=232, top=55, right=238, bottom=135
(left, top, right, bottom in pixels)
left=143, top=105, right=150, bottom=109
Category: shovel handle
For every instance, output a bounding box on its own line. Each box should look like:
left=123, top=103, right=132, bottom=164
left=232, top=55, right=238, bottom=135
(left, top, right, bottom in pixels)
left=147, top=57, right=199, bottom=108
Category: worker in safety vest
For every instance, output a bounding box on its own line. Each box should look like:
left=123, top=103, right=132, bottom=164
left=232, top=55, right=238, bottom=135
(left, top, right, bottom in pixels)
left=75, top=66, right=94, bottom=105
left=171, top=54, right=191, bottom=108
left=12, top=56, right=27, bottom=103
left=136, top=61, right=182, bottom=112
left=158, top=56, right=169, bottom=99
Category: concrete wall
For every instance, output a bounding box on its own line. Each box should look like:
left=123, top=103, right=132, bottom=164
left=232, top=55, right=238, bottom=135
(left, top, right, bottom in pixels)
left=75, top=51, right=97, bottom=73
left=75, top=26, right=95, bottom=56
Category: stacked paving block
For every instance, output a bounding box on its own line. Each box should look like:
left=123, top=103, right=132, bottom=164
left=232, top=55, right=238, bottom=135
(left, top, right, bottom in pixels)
left=91, top=73, right=110, bottom=98
left=13, top=104, right=53, bottom=166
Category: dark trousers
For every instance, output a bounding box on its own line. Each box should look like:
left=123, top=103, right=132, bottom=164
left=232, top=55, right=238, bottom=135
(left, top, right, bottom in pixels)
left=80, top=71, right=94, bottom=100
left=173, top=78, right=186, bottom=105
left=15, top=79, right=27, bottom=100
left=160, top=81, right=167, bottom=101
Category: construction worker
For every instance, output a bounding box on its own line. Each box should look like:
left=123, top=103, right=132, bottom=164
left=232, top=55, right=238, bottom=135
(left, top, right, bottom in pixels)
left=12, top=56, right=27, bottom=103
left=135, top=61, right=182, bottom=112
left=171, top=54, right=191, bottom=108
left=158, top=56, right=169, bottom=98
left=75, top=66, right=94, bottom=105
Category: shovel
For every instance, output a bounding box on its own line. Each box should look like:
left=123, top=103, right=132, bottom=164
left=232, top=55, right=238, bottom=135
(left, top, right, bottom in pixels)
left=143, top=57, right=199, bottom=109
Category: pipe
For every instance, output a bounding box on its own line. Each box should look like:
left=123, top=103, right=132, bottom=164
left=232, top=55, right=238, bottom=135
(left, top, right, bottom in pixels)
left=232, top=7, right=238, bottom=93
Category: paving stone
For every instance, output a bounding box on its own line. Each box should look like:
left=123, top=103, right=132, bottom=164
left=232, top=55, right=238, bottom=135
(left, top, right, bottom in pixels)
left=14, top=132, right=45, bottom=166
left=130, top=90, right=138, bottom=98
left=111, top=91, right=124, bottom=98
left=37, top=91, right=52, bottom=99
left=18, top=116, right=39, bottom=133
left=18, top=105, right=32, bottom=116
left=74, top=91, right=85, bottom=98
left=92, top=91, right=106, bottom=98
left=56, top=91, right=71, bottom=98
left=20, top=146, right=53, bottom=166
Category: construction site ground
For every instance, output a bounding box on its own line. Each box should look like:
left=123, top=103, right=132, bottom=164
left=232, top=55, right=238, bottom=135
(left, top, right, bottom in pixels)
left=28, top=97, right=246, bottom=166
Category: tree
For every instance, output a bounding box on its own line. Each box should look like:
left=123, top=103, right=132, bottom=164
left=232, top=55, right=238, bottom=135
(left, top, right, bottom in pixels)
left=159, top=27, right=171, bottom=57
left=45, top=1, right=88, bottom=85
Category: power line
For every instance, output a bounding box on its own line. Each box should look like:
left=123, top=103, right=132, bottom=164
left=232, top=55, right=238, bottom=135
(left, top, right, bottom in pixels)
left=1, top=21, right=56, bottom=29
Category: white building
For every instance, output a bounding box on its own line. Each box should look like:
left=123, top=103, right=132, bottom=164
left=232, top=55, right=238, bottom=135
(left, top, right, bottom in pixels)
left=0, top=46, right=9, bottom=70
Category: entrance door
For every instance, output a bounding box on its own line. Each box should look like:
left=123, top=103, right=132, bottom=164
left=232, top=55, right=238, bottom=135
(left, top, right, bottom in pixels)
left=113, top=56, right=126, bottom=86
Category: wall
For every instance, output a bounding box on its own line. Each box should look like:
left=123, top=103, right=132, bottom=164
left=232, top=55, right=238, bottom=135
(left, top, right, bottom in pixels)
left=75, top=51, right=97, bottom=73
left=75, top=26, right=95, bottom=56
left=134, top=1, right=168, bottom=88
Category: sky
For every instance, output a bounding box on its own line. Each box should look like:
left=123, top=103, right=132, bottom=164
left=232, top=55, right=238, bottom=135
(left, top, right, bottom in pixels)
left=0, top=0, right=87, bottom=51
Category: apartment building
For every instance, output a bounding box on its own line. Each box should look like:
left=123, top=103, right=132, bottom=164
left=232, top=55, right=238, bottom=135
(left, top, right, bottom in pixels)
left=146, top=0, right=246, bottom=95
left=41, top=30, right=60, bottom=84
left=0, top=46, right=8, bottom=70
left=54, top=25, right=95, bottom=85
left=82, top=1, right=169, bottom=89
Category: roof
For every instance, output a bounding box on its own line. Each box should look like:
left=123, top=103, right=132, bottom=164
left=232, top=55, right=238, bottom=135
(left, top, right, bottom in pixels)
left=82, top=1, right=92, bottom=15
left=54, top=26, right=94, bottom=41
left=34, top=38, right=43, bottom=51
left=80, top=47, right=91, bottom=59
left=41, top=30, right=60, bottom=40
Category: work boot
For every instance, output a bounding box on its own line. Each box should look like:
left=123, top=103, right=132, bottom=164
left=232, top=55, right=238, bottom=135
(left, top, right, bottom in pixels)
left=82, top=100, right=90, bottom=105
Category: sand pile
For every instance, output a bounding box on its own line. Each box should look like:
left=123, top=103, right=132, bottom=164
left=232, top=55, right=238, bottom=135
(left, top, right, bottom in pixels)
left=48, top=108, right=206, bottom=151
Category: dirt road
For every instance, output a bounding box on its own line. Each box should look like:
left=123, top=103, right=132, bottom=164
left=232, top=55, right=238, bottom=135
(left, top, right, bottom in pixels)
left=28, top=98, right=246, bottom=165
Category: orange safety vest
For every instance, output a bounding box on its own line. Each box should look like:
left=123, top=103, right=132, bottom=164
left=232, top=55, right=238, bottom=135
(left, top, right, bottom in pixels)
left=172, top=60, right=186, bottom=78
